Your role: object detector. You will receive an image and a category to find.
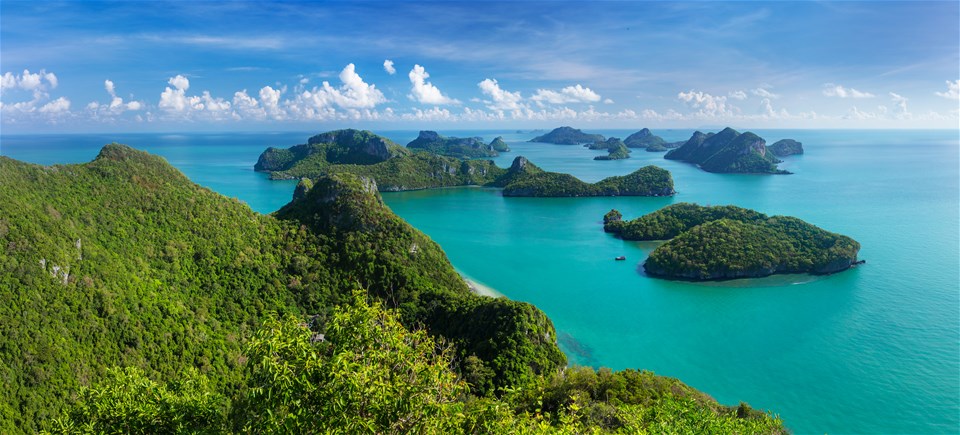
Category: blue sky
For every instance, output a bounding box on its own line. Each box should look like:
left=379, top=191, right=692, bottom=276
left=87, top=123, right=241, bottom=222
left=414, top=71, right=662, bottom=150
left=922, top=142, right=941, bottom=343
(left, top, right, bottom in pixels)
left=1, top=1, right=958, bottom=132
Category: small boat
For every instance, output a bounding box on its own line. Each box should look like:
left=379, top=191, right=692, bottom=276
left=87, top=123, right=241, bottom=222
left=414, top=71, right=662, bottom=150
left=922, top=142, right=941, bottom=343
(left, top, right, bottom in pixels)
left=614, top=256, right=626, bottom=261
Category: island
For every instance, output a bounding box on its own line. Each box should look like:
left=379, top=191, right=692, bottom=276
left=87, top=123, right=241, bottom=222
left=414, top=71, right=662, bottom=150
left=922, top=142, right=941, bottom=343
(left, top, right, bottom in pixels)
left=624, top=128, right=684, bottom=152
left=767, top=139, right=804, bottom=157
left=0, top=145, right=781, bottom=434
left=499, top=156, right=673, bottom=196
left=593, top=140, right=631, bottom=160
left=529, top=126, right=605, bottom=144
left=406, top=130, right=505, bottom=159
left=256, top=130, right=675, bottom=197
left=663, top=127, right=794, bottom=174
left=255, top=128, right=409, bottom=176
left=584, top=137, right=626, bottom=150
left=604, top=203, right=862, bottom=280
left=489, top=136, right=511, bottom=152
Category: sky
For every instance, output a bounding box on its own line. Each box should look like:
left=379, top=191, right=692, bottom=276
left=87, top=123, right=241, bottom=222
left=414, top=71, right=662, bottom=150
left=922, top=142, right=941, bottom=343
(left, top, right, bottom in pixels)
left=1, top=0, right=958, bottom=133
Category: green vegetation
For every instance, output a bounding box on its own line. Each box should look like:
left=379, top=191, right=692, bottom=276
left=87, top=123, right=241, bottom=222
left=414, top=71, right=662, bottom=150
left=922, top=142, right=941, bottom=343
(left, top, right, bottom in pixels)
left=255, top=128, right=410, bottom=179
left=327, top=153, right=507, bottom=191
left=623, top=128, right=683, bottom=152
left=46, top=292, right=785, bottom=434
left=664, top=127, right=792, bottom=174
left=257, top=130, right=675, bottom=197
left=529, top=126, right=605, bottom=145
left=603, top=203, right=768, bottom=240
left=0, top=145, right=562, bottom=432
left=500, top=158, right=674, bottom=197
left=594, top=141, right=631, bottom=160
left=489, top=136, right=511, bottom=152
left=767, top=139, right=804, bottom=157
left=604, top=203, right=861, bottom=280
left=406, top=130, right=502, bottom=159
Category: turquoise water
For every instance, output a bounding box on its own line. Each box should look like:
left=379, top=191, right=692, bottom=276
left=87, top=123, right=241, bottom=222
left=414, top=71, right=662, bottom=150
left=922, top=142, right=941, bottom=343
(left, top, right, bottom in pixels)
left=2, top=129, right=958, bottom=433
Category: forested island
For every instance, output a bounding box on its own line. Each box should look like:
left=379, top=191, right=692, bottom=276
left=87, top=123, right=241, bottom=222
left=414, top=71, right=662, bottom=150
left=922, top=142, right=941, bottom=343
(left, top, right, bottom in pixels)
left=664, top=127, right=795, bottom=174
left=406, top=130, right=506, bottom=159
left=624, top=128, right=684, bottom=152
left=585, top=137, right=631, bottom=160
left=592, top=140, right=632, bottom=161
left=767, top=139, right=804, bottom=157
left=604, top=203, right=862, bottom=280
left=0, top=145, right=782, bottom=433
left=499, top=157, right=672, bottom=196
left=256, top=129, right=674, bottom=197
left=529, top=126, right=605, bottom=144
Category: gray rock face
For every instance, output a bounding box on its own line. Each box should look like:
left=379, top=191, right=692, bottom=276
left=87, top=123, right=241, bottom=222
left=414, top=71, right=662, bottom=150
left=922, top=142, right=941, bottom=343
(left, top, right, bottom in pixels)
left=510, top=156, right=531, bottom=172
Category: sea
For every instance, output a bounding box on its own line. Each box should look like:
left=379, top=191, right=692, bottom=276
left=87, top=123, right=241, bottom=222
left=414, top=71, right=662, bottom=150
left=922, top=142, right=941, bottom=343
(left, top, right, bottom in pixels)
left=1, top=128, right=958, bottom=434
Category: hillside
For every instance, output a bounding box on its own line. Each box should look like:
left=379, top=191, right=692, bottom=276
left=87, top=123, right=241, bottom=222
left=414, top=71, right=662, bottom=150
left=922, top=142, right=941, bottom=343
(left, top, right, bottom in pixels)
left=664, top=127, right=792, bottom=174
left=0, top=145, right=561, bottom=432
left=0, top=146, right=784, bottom=433
left=604, top=203, right=862, bottom=280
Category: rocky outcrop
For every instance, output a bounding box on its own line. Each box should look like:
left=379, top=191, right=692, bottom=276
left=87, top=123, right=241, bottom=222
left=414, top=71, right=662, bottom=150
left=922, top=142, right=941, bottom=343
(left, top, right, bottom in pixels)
left=293, top=177, right=314, bottom=201
left=489, top=136, right=510, bottom=152
left=664, top=128, right=790, bottom=174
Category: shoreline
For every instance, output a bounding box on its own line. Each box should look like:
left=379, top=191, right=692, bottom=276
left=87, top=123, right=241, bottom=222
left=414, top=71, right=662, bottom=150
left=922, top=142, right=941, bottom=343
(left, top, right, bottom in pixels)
left=461, top=274, right=505, bottom=298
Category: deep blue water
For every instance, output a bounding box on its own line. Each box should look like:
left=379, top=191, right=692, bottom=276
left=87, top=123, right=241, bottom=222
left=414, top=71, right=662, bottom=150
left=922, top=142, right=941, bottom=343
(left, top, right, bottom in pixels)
left=2, top=129, right=958, bottom=434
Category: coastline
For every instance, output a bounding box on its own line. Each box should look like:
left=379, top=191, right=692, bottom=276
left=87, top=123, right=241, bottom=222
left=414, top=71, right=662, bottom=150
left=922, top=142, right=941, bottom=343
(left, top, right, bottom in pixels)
left=461, top=274, right=505, bottom=298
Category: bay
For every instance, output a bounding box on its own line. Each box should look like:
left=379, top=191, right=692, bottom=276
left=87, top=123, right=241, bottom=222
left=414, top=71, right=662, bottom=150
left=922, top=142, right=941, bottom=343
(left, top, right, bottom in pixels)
left=2, top=128, right=957, bottom=433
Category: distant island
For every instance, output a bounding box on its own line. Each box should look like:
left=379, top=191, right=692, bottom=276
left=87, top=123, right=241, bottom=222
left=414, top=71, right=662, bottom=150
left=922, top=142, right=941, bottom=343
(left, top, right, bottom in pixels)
left=256, top=129, right=674, bottom=197
left=767, top=139, right=804, bottom=157
left=604, top=203, right=862, bottom=280
left=591, top=138, right=632, bottom=161
left=406, top=130, right=507, bottom=159
left=664, top=127, right=795, bottom=174
left=624, top=128, right=684, bottom=152
left=499, top=157, right=672, bottom=196
left=529, top=126, right=605, bottom=144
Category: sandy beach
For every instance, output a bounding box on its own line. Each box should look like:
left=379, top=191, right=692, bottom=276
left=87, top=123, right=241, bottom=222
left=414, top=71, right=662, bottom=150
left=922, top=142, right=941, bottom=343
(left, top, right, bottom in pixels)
left=462, top=275, right=505, bottom=298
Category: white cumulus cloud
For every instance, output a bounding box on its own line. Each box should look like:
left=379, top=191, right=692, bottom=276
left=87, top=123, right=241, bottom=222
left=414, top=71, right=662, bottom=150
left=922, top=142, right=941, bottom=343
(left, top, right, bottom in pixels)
left=383, top=59, right=396, bottom=75
left=531, top=84, right=602, bottom=105
left=823, top=84, right=875, bottom=98
left=91, top=79, right=142, bottom=114
left=889, top=92, right=909, bottom=117
left=728, top=90, right=747, bottom=100
left=39, top=97, right=70, bottom=113
left=477, top=78, right=523, bottom=111
left=751, top=87, right=779, bottom=99
left=296, top=64, right=386, bottom=111
left=408, top=64, right=459, bottom=105
left=935, top=79, right=959, bottom=100
left=677, top=90, right=735, bottom=117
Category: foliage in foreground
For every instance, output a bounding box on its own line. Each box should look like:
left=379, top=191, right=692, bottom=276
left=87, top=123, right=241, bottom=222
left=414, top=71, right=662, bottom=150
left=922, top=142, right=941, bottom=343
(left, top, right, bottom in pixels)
left=0, top=145, right=560, bottom=432
left=48, top=292, right=786, bottom=434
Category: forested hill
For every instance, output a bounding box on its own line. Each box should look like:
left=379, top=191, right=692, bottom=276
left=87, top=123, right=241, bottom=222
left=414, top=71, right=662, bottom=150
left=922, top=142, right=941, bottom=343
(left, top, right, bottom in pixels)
left=0, top=144, right=562, bottom=432
left=0, top=145, right=783, bottom=433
